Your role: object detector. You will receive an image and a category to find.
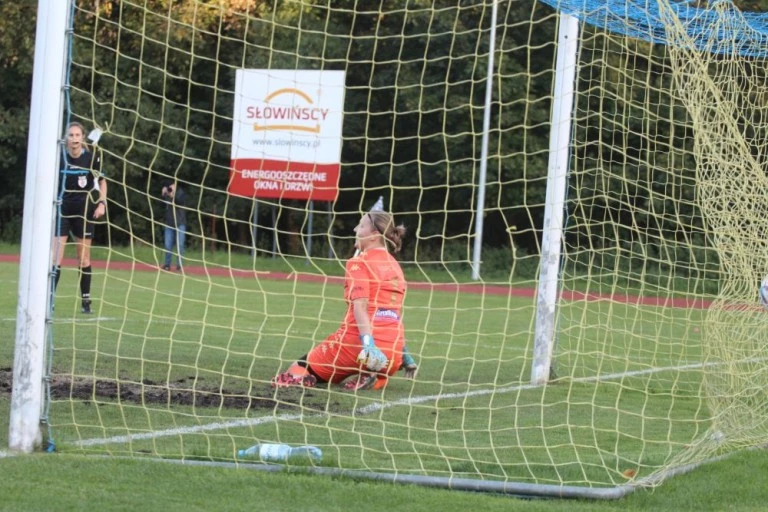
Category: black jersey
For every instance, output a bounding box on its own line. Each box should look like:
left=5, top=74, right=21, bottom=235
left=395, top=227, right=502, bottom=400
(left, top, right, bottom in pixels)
left=59, top=149, right=102, bottom=205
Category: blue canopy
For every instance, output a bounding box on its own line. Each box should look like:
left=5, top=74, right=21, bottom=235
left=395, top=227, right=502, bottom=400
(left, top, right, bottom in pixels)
left=539, top=0, right=768, bottom=57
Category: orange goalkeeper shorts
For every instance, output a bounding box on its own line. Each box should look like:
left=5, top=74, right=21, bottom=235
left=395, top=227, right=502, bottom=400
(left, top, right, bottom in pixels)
left=306, top=325, right=404, bottom=384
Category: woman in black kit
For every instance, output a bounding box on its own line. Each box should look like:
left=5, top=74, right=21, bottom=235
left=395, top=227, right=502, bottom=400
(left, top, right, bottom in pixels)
left=51, top=122, right=107, bottom=314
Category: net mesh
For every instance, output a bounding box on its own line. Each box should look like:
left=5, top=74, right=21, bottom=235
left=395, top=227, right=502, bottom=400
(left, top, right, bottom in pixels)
left=659, top=0, right=768, bottom=457
left=35, top=0, right=768, bottom=489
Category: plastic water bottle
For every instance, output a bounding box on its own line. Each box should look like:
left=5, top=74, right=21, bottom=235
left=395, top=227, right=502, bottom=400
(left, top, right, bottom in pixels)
left=237, top=443, right=322, bottom=463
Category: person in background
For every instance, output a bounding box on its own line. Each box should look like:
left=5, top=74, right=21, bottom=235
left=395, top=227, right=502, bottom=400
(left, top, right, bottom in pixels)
left=272, top=210, right=417, bottom=391
left=51, top=121, right=107, bottom=314
left=161, top=180, right=186, bottom=272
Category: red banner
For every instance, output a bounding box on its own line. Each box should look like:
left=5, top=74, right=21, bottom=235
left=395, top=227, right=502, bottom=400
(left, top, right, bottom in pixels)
left=228, top=158, right=340, bottom=201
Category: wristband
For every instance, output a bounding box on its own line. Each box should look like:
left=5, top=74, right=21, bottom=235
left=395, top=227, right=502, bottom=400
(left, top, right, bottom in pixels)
left=360, top=334, right=374, bottom=347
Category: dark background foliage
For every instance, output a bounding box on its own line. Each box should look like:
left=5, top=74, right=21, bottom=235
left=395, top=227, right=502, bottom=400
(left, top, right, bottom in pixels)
left=2, top=0, right=765, bottom=279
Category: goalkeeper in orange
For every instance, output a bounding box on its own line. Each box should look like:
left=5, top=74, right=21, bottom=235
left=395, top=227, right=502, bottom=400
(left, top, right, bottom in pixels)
left=272, top=210, right=417, bottom=391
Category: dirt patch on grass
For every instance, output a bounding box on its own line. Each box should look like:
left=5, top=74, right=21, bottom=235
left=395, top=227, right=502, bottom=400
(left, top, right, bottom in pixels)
left=0, top=368, right=309, bottom=411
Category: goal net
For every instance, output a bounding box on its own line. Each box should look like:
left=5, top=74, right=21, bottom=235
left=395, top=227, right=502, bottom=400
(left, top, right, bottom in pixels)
left=14, top=0, right=768, bottom=494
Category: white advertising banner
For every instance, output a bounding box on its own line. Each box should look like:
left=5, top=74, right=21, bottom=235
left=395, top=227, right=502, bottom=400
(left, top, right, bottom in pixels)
left=229, top=69, right=346, bottom=200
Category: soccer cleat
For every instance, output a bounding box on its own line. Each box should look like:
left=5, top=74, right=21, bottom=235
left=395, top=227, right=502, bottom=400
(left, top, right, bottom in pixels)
left=342, top=373, right=387, bottom=391
left=81, top=299, right=92, bottom=314
left=175, top=265, right=183, bottom=272
left=271, top=372, right=317, bottom=388
left=162, top=265, right=171, bottom=271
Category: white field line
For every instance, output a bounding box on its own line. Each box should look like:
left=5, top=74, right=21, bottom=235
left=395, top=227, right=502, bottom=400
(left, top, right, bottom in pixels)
left=54, top=317, right=116, bottom=323
left=0, top=317, right=117, bottom=324
left=74, top=358, right=729, bottom=448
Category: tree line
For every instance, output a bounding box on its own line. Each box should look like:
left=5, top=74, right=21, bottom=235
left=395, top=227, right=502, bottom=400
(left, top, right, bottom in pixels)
left=1, top=0, right=765, bottom=279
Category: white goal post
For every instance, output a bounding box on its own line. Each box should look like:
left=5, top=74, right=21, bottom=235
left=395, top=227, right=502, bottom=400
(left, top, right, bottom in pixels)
left=9, top=0, right=70, bottom=454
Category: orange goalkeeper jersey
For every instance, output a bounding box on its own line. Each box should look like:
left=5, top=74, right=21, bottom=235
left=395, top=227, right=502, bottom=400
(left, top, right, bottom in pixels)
left=341, top=247, right=406, bottom=339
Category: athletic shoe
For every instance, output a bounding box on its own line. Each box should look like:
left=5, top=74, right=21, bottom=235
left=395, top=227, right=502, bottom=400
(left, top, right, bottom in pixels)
left=175, top=266, right=183, bottom=272
left=81, top=300, right=92, bottom=314
left=342, top=373, right=387, bottom=391
left=271, top=372, right=317, bottom=388
left=162, top=265, right=171, bottom=271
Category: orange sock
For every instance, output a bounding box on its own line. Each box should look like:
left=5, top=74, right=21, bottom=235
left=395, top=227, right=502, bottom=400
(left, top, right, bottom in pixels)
left=372, top=375, right=388, bottom=390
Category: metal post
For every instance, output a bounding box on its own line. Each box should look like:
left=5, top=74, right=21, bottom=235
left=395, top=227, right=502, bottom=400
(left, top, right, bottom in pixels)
left=252, top=200, right=259, bottom=259
left=327, top=202, right=334, bottom=259
left=471, top=0, right=499, bottom=280
left=272, top=204, right=277, bottom=257
left=306, top=200, right=314, bottom=264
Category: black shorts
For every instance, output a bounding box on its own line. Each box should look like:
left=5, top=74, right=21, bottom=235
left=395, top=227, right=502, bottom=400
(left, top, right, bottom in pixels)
left=55, top=201, right=94, bottom=239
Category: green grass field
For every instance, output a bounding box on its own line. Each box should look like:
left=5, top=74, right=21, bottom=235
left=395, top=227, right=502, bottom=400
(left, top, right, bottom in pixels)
left=2, top=252, right=768, bottom=510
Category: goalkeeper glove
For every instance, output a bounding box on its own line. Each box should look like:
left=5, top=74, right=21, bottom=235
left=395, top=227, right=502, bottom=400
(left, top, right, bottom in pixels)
left=400, top=346, right=418, bottom=379
left=357, top=334, right=388, bottom=372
